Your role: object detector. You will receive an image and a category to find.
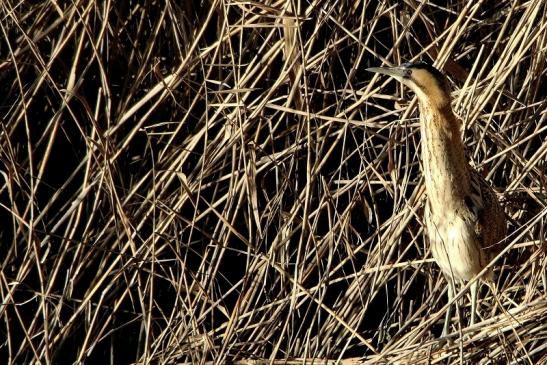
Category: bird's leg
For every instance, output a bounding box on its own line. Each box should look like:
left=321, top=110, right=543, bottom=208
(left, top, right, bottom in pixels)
left=470, top=280, right=478, bottom=326
left=442, top=279, right=455, bottom=336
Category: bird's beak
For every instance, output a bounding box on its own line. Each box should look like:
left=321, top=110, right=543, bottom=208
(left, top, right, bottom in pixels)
left=366, top=66, right=407, bottom=82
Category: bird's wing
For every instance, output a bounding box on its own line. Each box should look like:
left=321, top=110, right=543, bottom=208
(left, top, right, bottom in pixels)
left=466, top=172, right=485, bottom=219
left=466, top=169, right=506, bottom=257
left=463, top=171, right=485, bottom=242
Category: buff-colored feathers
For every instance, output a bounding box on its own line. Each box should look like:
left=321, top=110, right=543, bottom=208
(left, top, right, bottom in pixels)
left=367, top=62, right=507, bottom=334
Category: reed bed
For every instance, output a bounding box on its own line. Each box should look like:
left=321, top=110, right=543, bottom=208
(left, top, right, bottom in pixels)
left=0, top=1, right=545, bottom=364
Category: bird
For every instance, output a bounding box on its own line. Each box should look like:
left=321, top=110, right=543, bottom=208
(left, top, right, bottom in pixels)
left=366, top=61, right=506, bottom=335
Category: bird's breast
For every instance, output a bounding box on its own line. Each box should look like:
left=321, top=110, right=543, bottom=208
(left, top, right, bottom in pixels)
left=425, top=205, right=484, bottom=281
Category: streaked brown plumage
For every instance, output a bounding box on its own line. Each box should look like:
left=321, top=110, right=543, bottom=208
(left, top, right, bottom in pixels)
left=367, top=62, right=506, bottom=335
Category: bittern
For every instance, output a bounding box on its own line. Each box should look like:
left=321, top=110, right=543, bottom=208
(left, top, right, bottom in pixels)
left=367, top=62, right=506, bottom=335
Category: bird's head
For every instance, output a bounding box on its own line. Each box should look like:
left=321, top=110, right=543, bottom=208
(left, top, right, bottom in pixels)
left=366, top=62, right=452, bottom=110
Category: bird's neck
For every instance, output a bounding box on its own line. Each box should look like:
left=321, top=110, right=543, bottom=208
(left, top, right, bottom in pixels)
left=419, top=103, right=471, bottom=211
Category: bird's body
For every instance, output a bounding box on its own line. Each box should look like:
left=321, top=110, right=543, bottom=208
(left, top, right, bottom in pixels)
left=418, top=88, right=506, bottom=283
left=367, top=62, right=506, bottom=334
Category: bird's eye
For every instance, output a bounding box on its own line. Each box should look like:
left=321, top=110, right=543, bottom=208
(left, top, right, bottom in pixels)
left=403, top=69, right=412, bottom=79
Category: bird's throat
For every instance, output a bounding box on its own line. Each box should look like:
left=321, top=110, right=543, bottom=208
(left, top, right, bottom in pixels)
left=419, top=104, right=471, bottom=212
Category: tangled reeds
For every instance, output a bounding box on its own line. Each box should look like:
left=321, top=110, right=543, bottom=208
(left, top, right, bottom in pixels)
left=0, top=1, right=545, bottom=364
